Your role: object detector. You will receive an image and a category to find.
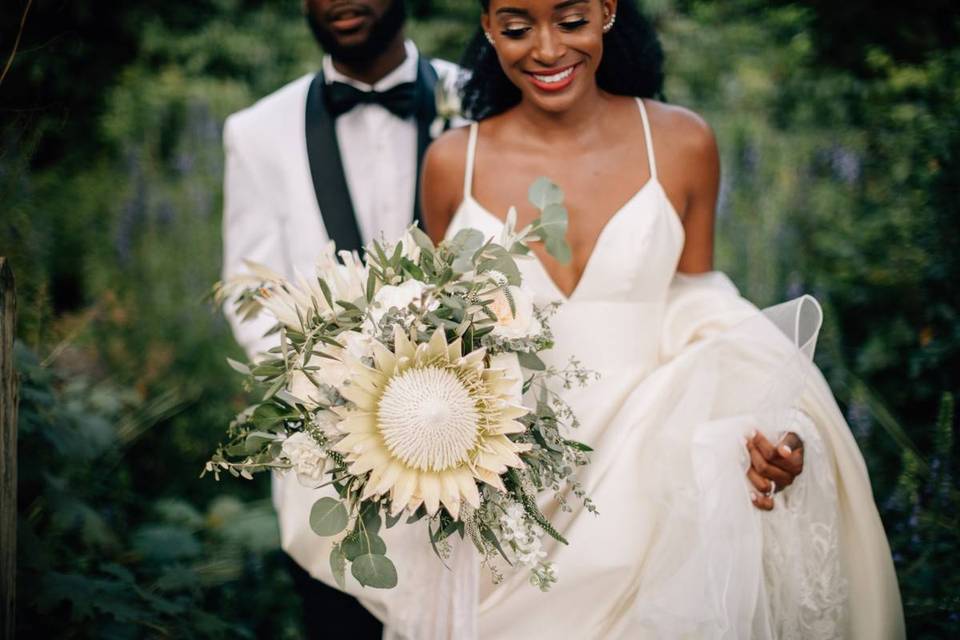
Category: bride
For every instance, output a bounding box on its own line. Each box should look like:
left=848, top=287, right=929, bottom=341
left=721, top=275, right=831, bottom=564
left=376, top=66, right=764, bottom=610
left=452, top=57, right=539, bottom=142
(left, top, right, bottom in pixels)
left=276, top=0, right=904, bottom=637
left=414, top=0, right=904, bottom=638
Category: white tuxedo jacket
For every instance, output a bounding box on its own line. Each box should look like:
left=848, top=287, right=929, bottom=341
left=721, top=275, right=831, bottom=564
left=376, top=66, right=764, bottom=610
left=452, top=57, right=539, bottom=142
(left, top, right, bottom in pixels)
left=220, top=53, right=460, bottom=609
left=222, top=53, right=460, bottom=360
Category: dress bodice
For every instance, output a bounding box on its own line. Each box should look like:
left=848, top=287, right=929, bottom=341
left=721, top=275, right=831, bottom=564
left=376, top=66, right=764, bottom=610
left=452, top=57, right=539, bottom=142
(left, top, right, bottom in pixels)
left=445, top=98, right=686, bottom=374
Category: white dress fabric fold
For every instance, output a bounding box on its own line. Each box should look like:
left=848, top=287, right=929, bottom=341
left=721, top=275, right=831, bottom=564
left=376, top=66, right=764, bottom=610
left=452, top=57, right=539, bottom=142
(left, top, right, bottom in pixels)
left=272, top=99, right=904, bottom=638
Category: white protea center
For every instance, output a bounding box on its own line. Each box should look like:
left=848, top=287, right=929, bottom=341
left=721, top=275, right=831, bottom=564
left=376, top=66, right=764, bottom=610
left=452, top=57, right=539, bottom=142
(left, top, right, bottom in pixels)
left=378, top=366, right=480, bottom=471
left=332, top=326, right=531, bottom=520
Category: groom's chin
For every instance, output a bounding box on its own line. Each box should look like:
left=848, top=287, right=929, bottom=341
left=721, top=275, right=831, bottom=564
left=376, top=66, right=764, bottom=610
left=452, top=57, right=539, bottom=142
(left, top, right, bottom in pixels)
left=305, top=0, right=406, bottom=64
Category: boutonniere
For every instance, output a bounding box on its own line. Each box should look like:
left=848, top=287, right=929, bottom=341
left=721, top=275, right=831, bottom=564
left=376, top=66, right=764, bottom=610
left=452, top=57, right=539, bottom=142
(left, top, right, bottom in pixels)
left=430, top=70, right=463, bottom=139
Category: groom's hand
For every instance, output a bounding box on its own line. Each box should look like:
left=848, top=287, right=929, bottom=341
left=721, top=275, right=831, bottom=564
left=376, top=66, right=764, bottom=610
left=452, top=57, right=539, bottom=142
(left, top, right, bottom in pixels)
left=746, top=431, right=804, bottom=511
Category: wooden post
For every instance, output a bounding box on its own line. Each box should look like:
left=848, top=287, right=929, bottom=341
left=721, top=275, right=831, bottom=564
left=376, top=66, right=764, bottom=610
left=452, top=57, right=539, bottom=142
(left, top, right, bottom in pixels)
left=0, top=258, right=17, bottom=639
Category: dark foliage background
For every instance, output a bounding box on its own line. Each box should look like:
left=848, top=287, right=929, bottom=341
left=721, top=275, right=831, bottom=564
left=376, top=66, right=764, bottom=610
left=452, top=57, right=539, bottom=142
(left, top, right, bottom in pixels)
left=1, top=0, right=957, bottom=636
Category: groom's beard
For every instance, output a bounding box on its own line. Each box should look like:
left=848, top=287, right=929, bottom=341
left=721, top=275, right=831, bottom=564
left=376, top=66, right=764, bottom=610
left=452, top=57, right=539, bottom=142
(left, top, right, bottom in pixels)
left=307, top=0, right=407, bottom=66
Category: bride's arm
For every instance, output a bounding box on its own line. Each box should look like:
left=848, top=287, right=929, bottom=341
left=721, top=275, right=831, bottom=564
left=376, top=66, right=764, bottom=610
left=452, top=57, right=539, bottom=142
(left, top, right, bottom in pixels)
left=420, top=126, right=471, bottom=244
left=649, top=102, right=808, bottom=510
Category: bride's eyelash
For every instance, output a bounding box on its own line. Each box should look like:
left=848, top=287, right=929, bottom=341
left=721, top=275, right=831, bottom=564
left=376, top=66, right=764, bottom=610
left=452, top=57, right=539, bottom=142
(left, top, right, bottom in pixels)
left=501, top=18, right=589, bottom=39
left=501, top=26, right=531, bottom=39
left=559, top=19, right=589, bottom=31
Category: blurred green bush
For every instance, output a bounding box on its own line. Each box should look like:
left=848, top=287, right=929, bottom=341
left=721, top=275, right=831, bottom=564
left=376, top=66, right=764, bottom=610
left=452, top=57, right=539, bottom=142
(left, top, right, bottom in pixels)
left=1, top=0, right=956, bottom=636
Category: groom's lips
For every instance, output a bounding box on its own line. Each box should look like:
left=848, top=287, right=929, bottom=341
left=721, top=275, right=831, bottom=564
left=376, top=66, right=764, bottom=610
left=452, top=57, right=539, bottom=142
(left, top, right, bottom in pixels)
left=327, top=5, right=372, bottom=33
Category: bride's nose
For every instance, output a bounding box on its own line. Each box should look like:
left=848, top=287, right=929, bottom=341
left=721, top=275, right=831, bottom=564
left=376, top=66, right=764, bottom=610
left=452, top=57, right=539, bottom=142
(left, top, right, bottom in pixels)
left=531, top=25, right=566, bottom=66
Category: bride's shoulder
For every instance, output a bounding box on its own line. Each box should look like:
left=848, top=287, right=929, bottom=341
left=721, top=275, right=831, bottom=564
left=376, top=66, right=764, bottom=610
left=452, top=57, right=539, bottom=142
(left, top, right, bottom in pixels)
left=642, top=100, right=718, bottom=160
left=641, top=100, right=719, bottom=168
left=422, top=125, right=473, bottom=242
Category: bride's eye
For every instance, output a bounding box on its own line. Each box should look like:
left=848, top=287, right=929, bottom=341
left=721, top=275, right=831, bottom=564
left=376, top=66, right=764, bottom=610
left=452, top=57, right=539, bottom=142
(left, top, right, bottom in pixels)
left=558, top=18, right=589, bottom=31
left=501, top=24, right=531, bottom=39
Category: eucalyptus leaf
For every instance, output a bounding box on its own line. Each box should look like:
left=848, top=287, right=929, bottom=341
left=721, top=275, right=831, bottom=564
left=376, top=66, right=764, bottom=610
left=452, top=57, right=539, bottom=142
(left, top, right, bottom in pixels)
left=545, top=235, right=573, bottom=265
left=330, top=546, right=347, bottom=590
left=360, top=503, right=382, bottom=534
left=517, top=351, right=547, bottom=371
left=450, top=228, right=485, bottom=255
left=409, top=226, right=436, bottom=252
left=251, top=404, right=295, bottom=429
left=528, top=177, right=564, bottom=209
left=342, top=531, right=387, bottom=561
left=452, top=255, right=475, bottom=274
left=309, top=497, right=349, bottom=537
left=351, top=554, right=398, bottom=589
left=243, top=432, right=276, bottom=454
left=385, top=511, right=403, bottom=529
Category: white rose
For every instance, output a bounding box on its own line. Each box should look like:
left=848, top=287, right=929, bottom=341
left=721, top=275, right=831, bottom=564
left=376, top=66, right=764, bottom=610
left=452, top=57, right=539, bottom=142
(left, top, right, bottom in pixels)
left=370, top=279, right=428, bottom=325
left=487, top=286, right=541, bottom=340
left=489, top=352, right=524, bottom=405
left=281, top=431, right=329, bottom=487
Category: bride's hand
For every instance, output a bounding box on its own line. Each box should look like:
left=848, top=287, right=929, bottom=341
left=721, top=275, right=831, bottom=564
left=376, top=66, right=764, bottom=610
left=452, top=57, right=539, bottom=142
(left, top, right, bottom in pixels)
left=745, top=431, right=805, bottom=511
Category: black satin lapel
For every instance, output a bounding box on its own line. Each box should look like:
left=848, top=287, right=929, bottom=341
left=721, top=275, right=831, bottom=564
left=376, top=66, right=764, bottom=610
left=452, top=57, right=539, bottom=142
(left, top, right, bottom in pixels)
left=413, top=57, right=439, bottom=230
left=305, top=72, right=364, bottom=253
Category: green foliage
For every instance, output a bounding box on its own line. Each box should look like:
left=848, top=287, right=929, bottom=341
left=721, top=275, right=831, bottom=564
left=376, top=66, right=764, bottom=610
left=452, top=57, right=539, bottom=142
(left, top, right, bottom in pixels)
left=15, top=344, right=301, bottom=638
left=309, top=498, right=349, bottom=537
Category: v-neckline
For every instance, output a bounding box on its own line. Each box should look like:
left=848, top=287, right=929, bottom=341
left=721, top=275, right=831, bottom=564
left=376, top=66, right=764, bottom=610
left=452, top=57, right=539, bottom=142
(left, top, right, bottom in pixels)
left=462, top=178, right=674, bottom=302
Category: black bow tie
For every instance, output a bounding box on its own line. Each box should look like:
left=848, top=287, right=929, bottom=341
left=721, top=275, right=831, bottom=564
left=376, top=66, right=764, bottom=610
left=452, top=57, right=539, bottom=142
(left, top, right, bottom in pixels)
left=323, top=80, right=417, bottom=119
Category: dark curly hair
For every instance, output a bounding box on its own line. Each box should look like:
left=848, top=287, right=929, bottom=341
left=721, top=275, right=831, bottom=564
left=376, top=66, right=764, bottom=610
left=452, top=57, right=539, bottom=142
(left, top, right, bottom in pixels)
left=460, top=0, right=665, bottom=120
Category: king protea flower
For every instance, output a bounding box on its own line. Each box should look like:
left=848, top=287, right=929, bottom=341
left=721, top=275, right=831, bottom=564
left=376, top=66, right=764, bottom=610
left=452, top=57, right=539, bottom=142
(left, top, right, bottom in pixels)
left=332, top=327, right=531, bottom=520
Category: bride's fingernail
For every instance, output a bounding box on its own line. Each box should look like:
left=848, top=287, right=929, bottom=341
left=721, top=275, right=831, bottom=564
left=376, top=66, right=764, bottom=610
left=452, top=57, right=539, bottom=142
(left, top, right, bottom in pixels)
left=781, top=445, right=792, bottom=455
left=750, top=492, right=758, bottom=502
left=750, top=429, right=758, bottom=439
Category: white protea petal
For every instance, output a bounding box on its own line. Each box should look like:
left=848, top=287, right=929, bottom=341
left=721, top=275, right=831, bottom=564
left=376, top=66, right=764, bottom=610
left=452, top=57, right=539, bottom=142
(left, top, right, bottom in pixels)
left=473, top=466, right=507, bottom=492
left=372, top=341, right=398, bottom=377
left=492, top=419, right=527, bottom=435
left=336, top=412, right=377, bottom=434
left=391, top=469, right=418, bottom=515
left=340, top=383, right=379, bottom=411
left=440, top=474, right=461, bottom=521
left=426, top=329, right=449, bottom=361
left=487, top=436, right=524, bottom=467
left=461, top=348, right=486, bottom=368
left=499, top=404, right=530, bottom=420
left=453, top=467, right=481, bottom=508
left=350, top=447, right=391, bottom=475
left=420, top=473, right=442, bottom=516
left=373, top=461, right=405, bottom=495
left=393, top=326, right=416, bottom=359
left=447, top=339, right=462, bottom=362
left=334, top=432, right=377, bottom=456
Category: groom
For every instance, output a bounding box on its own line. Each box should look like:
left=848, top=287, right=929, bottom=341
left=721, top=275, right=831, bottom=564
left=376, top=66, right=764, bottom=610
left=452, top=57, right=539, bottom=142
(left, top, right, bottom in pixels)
left=221, top=0, right=458, bottom=637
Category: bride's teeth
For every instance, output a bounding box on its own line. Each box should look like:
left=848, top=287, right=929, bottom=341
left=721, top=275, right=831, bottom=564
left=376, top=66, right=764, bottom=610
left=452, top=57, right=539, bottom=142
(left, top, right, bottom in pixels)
left=533, top=67, right=574, bottom=84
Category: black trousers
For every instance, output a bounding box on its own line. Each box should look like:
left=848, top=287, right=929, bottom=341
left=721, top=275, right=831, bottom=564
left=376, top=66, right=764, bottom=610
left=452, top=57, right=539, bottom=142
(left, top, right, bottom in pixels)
left=286, top=553, right=383, bottom=639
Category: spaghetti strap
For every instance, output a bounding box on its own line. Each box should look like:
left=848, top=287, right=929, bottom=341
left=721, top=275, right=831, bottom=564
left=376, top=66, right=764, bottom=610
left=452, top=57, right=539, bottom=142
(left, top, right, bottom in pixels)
left=636, top=98, right=658, bottom=181
left=463, top=122, right=479, bottom=199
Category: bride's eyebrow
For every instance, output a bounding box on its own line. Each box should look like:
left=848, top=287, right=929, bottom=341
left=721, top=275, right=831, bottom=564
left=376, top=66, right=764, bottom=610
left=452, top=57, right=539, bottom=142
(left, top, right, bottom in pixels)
left=495, top=0, right=588, bottom=17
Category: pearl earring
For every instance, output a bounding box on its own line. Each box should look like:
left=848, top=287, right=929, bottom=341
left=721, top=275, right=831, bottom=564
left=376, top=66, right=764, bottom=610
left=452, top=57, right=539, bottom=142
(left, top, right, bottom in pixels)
left=484, top=31, right=495, bottom=46
left=603, top=13, right=617, bottom=33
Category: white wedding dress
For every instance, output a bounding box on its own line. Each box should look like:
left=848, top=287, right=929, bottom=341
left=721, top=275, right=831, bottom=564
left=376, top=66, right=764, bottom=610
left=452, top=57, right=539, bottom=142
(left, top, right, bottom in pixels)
left=275, top=98, right=904, bottom=639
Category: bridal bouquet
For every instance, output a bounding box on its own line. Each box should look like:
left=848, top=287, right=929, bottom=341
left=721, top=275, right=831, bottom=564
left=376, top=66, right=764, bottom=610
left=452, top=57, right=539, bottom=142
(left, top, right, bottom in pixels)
left=205, top=179, right=596, bottom=592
